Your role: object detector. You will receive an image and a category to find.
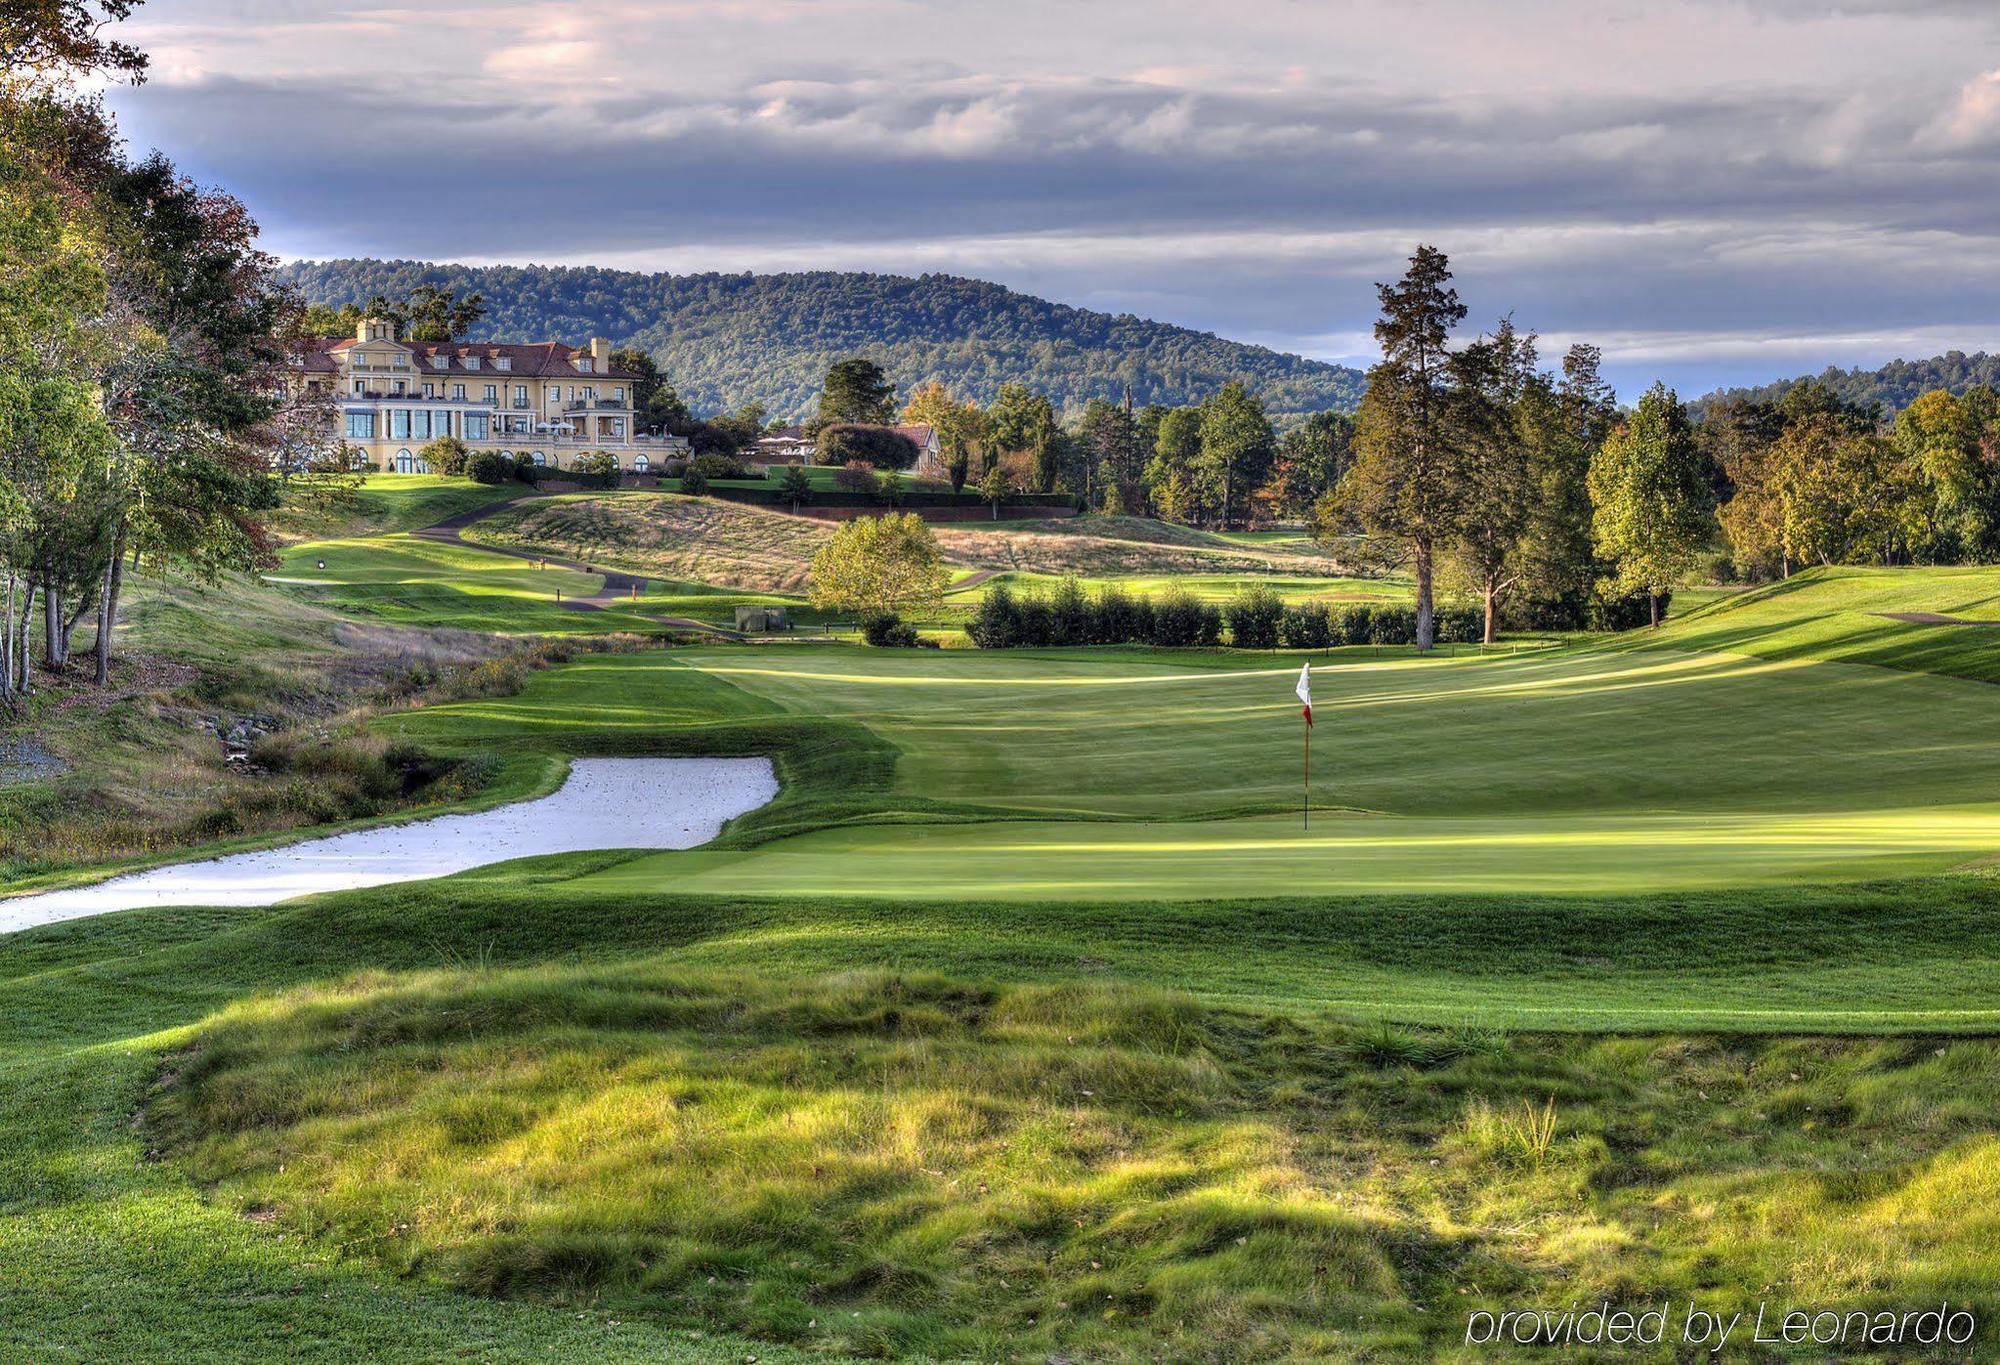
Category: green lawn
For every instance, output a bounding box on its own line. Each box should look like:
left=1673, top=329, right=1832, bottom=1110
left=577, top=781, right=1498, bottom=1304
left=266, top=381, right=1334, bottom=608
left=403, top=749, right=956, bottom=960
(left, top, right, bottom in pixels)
left=273, top=473, right=524, bottom=540
left=17, top=546, right=2000, bottom=1359
left=271, top=534, right=693, bottom=635
left=1637, top=564, right=2000, bottom=682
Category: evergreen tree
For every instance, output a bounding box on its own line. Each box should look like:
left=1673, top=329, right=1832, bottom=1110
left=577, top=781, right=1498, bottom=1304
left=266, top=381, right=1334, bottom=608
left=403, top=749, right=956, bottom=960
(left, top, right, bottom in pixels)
left=1343, top=244, right=1472, bottom=650
left=818, top=357, right=896, bottom=425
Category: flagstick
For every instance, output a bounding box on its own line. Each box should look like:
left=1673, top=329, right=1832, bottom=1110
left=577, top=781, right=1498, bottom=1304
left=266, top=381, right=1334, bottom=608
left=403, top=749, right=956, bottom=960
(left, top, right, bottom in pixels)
left=1303, top=719, right=1310, bottom=831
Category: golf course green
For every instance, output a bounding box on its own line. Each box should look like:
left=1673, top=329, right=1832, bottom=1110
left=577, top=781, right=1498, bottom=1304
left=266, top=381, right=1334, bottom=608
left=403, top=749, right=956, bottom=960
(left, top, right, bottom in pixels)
left=14, top=480, right=2000, bottom=1360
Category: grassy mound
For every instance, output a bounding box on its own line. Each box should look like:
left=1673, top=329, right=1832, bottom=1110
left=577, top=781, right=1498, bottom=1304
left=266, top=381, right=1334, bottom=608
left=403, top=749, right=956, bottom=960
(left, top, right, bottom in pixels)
left=271, top=475, right=523, bottom=543
left=465, top=494, right=831, bottom=594
left=462, top=493, right=1379, bottom=596
left=145, top=963, right=2000, bottom=1360
left=1642, top=564, right=2000, bottom=682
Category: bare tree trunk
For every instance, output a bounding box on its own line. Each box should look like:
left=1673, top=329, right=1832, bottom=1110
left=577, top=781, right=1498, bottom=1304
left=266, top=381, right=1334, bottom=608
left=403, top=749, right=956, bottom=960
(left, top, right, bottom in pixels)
left=1414, top=539, right=1436, bottom=652
left=43, top=584, right=62, bottom=668
left=1482, top=578, right=1499, bottom=645
left=1648, top=591, right=1660, bottom=629
left=1, top=574, right=13, bottom=704
left=16, top=581, right=35, bottom=696
left=96, top=529, right=126, bottom=686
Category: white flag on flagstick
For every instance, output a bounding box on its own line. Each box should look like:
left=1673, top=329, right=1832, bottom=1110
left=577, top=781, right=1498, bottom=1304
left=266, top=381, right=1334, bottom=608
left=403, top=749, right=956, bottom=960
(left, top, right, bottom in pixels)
left=1295, top=662, right=1312, bottom=727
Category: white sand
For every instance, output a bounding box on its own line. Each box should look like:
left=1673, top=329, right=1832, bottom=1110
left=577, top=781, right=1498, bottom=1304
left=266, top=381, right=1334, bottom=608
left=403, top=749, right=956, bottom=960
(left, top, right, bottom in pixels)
left=0, top=757, right=778, bottom=933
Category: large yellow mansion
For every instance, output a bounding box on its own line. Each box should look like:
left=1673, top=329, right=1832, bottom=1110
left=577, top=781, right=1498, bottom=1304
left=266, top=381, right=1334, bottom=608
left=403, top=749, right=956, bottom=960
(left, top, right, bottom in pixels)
left=290, top=318, right=681, bottom=473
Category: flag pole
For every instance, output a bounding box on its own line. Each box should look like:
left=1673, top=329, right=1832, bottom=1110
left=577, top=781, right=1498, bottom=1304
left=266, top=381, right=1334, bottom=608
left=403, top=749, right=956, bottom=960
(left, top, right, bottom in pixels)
left=1303, top=717, right=1310, bottom=830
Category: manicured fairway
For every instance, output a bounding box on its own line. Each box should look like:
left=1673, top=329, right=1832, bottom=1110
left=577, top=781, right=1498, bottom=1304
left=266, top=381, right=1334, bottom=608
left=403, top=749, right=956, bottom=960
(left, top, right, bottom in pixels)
left=272, top=535, right=689, bottom=634
left=1642, top=563, right=2000, bottom=681
left=601, top=803, right=2000, bottom=899
left=378, top=639, right=2000, bottom=899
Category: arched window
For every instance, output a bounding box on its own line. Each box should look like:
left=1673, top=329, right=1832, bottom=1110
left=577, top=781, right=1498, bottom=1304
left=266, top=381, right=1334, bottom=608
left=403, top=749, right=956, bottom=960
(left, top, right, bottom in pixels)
left=606, top=454, right=620, bottom=470
left=530, top=451, right=547, bottom=466
left=632, top=454, right=649, bottom=473
left=394, top=449, right=414, bottom=474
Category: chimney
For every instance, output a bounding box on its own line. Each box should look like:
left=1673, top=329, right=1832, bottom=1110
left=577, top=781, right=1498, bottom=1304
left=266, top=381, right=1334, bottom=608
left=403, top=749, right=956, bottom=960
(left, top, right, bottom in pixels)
left=590, top=336, right=611, bottom=373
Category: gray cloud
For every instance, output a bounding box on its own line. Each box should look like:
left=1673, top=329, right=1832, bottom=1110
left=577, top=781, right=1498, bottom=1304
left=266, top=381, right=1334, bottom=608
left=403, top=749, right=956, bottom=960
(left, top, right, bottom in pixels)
left=107, top=0, right=2000, bottom=397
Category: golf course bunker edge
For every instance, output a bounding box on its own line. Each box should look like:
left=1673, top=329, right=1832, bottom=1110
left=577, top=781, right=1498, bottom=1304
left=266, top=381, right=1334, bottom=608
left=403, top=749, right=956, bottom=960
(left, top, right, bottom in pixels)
left=0, top=757, right=779, bottom=932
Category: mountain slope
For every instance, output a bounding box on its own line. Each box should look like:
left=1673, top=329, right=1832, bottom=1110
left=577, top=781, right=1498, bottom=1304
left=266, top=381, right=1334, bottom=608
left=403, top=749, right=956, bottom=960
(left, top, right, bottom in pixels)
left=278, top=259, right=1364, bottom=421
left=1700, top=350, right=2000, bottom=414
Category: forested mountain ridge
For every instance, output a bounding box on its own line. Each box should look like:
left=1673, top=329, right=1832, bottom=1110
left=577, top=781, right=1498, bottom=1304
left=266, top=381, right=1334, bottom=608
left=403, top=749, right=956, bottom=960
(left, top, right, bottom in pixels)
left=277, top=259, right=1365, bottom=421
left=1700, top=350, right=2000, bottom=415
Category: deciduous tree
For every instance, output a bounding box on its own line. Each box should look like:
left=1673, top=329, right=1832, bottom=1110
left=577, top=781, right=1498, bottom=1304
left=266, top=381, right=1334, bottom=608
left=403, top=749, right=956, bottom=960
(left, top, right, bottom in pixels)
left=808, top=512, right=948, bottom=619
left=1589, top=383, right=1715, bottom=627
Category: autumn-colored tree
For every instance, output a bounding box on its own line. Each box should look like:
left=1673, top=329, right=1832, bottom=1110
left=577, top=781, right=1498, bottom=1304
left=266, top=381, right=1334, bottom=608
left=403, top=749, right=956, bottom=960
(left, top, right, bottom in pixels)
left=808, top=512, right=949, bottom=619
left=902, top=380, right=985, bottom=490
left=976, top=462, right=1015, bottom=519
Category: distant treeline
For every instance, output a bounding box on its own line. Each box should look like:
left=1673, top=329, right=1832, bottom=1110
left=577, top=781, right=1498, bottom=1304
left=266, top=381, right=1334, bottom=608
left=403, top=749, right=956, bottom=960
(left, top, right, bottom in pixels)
left=276, top=259, right=1366, bottom=422
left=1701, top=351, right=2000, bottom=417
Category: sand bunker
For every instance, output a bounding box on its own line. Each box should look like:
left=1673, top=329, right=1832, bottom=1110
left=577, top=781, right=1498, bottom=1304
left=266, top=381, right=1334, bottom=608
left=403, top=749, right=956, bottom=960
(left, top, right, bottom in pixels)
left=0, top=757, right=777, bottom=933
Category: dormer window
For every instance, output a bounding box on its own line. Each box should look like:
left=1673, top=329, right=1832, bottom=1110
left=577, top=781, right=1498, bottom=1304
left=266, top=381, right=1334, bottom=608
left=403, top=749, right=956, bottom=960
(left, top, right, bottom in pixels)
left=431, top=355, right=449, bottom=370
left=495, top=356, right=511, bottom=371
left=465, top=355, right=480, bottom=370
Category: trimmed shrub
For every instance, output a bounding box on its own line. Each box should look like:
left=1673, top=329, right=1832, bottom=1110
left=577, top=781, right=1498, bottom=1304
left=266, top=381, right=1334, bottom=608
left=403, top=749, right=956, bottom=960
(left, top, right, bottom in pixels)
left=1015, top=594, right=1054, bottom=647
left=420, top=435, right=469, bottom=475
left=818, top=424, right=921, bottom=470
left=833, top=460, right=881, bottom=497
left=1366, top=604, right=1417, bottom=645
left=1094, top=586, right=1147, bottom=644
left=1435, top=606, right=1483, bottom=644
left=1226, top=586, right=1285, bottom=649
left=861, top=612, right=921, bottom=647
left=678, top=462, right=709, bottom=496
left=1331, top=605, right=1370, bottom=646
left=1049, top=577, right=1092, bottom=645
left=968, top=584, right=1021, bottom=648
left=692, top=452, right=746, bottom=480
left=467, top=449, right=514, bottom=485
left=1154, top=587, right=1220, bottom=647
left=1280, top=602, right=1332, bottom=649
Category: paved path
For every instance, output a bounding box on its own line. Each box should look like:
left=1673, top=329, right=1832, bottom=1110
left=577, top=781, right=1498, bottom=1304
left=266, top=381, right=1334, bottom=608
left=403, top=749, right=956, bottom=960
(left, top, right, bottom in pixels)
left=412, top=496, right=748, bottom=639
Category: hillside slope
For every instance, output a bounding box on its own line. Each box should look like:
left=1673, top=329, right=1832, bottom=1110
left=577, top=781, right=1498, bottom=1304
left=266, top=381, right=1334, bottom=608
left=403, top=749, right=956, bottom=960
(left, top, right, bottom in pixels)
left=1642, top=565, right=2000, bottom=682
left=278, top=259, right=1365, bottom=421
left=1700, top=349, right=2000, bottom=414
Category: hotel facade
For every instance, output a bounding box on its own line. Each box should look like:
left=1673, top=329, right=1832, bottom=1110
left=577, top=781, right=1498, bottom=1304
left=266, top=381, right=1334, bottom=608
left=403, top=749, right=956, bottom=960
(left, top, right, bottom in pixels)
left=290, top=319, right=683, bottom=473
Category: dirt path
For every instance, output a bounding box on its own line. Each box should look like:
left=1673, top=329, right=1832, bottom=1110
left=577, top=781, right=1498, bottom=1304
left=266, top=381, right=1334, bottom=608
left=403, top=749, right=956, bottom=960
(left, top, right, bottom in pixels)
left=411, top=497, right=749, bottom=639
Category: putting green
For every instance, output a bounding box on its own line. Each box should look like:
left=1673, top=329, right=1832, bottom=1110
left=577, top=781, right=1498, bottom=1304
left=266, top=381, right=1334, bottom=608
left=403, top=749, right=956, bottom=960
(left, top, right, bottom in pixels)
left=592, top=804, right=2000, bottom=899
left=386, top=640, right=2000, bottom=897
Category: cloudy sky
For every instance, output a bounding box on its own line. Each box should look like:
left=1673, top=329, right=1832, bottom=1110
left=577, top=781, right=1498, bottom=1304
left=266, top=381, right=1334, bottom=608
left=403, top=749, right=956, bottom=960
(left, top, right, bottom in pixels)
left=108, top=0, right=2000, bottom=397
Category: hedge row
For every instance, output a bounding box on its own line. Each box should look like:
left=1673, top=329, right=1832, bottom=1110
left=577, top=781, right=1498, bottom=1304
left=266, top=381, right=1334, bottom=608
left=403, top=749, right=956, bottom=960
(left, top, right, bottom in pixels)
left=706, top=482, right=1080, bottom=512
left=968, top=581, right=1488, bottom=649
